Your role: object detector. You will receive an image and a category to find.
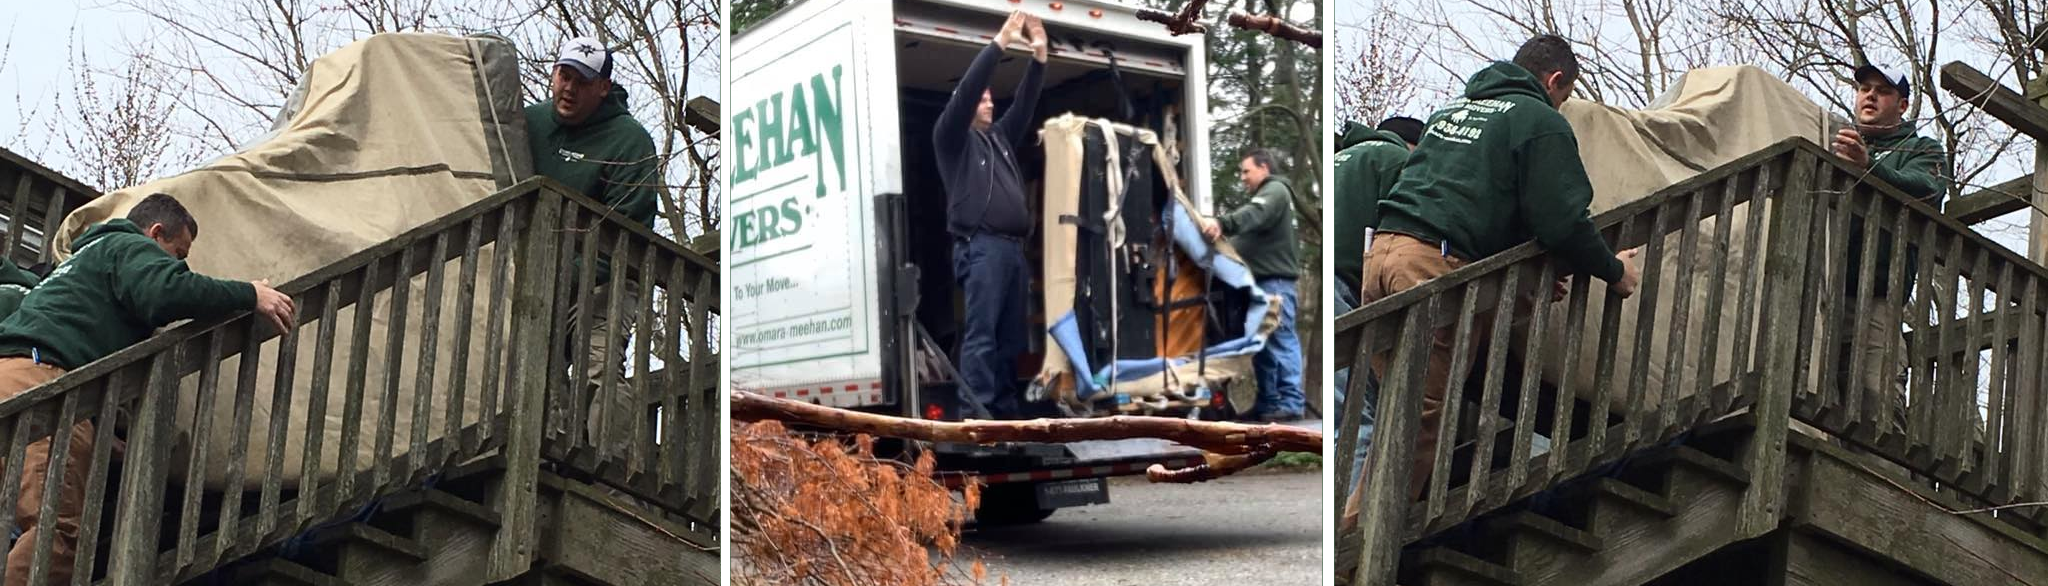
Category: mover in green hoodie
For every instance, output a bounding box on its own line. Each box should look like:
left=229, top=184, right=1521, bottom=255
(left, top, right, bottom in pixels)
left=1332, top=118, right=1420, bottom=297
left=527, top=37, right=660, bottom=455
left=526, top=41, right=661, bottom=232
left=0, top=193, right=295, bottom=586
left=1200, top=148, right=1305, bottom=421
left=1827, top=63, right=1950, bottom=435
left=1346, top=37, right=1641, bottom=528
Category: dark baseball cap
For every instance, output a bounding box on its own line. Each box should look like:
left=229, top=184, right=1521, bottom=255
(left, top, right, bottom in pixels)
left=1854, top=64, right=1911, bottom=101
left=1377, top=116, right=1424, bottom=146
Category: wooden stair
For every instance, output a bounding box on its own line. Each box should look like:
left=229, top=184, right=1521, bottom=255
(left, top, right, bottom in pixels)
left=173, top=461, right=718, bottom=586
left=1405, top=445, right=1751, bottom=586
left=1341, top=436, right=1760, bottom=586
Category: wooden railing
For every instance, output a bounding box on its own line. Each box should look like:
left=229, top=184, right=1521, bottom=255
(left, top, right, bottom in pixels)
left=1333, top=137, right=2044, bottom=584
left=534, top=187, right=724, bottom=527
left=0, top=177, right=718, bottom=585
left=0, top=147, right=98, bottom=267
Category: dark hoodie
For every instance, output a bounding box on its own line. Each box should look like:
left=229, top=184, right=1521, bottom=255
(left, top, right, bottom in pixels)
left=1333, top=121, right=1411, bottom=292
left=0, top=219, right=255, bottom=370
left=526, top=85, right=661, bottom=283
left=0, top=259, right=39, bottom=323
left=525, top=85, right=661, bottom=227
left=933, top=44, right=1045, bottom=238
left=1220, top=174, right=1300, bottom=280
left=1377, top=61, right=1624, bottom=282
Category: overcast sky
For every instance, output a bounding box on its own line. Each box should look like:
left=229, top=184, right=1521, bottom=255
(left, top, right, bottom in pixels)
left=0, top=0, right=154, bottom=155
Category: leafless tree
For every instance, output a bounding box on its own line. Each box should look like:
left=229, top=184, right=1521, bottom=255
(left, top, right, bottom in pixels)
left=42, top=37, right=198, bottom=192
left=1334, top=0, right=1424, bottom=125
left=1400, top=0, right=1744, bottom=108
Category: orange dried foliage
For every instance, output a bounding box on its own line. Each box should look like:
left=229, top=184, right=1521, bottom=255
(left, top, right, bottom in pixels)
left=732, top=420, right=1000, bottom=586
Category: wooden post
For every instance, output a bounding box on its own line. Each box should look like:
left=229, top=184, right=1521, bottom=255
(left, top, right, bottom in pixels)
left=1738, top=150, right=1821, bottom=537
left=486, top=186, right=563, bottom=580
left=1351, top=304, right=1431, bottom=586
left=2027, top=75, right=2048, bottom=264
left=107, top=352, right=179, bottom=585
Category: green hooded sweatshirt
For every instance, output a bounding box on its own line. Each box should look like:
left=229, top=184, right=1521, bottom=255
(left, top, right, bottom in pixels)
left=525, top=85, right=662, bottom=283
left=1863, top=121, right=1947, bottom=203
left=0, top=219, right=255, bottom=370
left=1219, top=174, right=1300, bottom=280
left=1332, top=122, right=1411, bottom=293
left=526, top=86, right=661, bottom=224
left=1377, top=62, right=1624, bottom=282
left=0, top=259, right=40, bottom=323
left=1844, top=121, right=1948, bottom=299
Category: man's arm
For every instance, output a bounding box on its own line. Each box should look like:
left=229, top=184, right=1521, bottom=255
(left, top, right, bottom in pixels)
left=934, top=22, right=1018, bottom=156
left=994, top=17, right=1049, bottom=144
left=1518, top=132, right=1625, bottom=282
left=1219, top=181, right=1288, bottom=236
left=110, top=238, right=258, bottom=327
left=1868, top=137, right=1949, bottom=206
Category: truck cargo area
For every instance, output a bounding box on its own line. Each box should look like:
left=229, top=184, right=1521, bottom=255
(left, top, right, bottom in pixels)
left=891, top=13, right=1204, bottom=419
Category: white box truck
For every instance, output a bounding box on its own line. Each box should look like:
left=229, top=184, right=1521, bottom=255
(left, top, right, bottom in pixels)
left=731, top=0, right=1217, bottom=522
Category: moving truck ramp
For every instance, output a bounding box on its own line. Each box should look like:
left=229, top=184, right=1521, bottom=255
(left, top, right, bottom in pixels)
left=0, top=33, right=721, bottom=585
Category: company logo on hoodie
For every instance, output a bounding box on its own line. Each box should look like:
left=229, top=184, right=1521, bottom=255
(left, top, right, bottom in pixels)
left=1428, top=98, right=1519, bottom=145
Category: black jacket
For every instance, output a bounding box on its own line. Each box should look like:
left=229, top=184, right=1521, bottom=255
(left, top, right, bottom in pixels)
left=933, top=43, right=1044, bottom=238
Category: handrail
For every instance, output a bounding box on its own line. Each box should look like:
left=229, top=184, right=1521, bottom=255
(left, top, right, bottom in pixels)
left=1339, top=135, right=2048, bottom=584
left=0, top=176, right=719, bottom=585
left=1337, top=138, right=1818, bottom=584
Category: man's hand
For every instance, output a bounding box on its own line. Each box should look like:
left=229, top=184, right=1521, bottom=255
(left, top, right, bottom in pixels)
left=1199, top=218, right=1223, bottom=242
left=994, top=11, right=1028, bottom=51
left=1831, top=128, right=1869, bottom=167
left=1026, top=14, right=1049, bottom=63
left=1609, top=248, right=1643, bottom=298
left=252, top=279, right=297, bottom=336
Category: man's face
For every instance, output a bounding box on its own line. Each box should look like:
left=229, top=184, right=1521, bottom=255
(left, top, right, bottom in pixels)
left=145, top=224, right=194, bottom=260
left=1855, top=78, right=1907, bottom=127
left=975, top=89, right=995, bottom=130
left=551, top=65, right=612, bottom=125
left=1239, top=157, right=1269, bottom=191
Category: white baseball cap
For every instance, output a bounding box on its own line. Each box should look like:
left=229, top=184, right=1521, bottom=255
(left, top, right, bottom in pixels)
left=1853, top=63, right=1911, bottom=101
left=556, top=36, right=613, bottom=80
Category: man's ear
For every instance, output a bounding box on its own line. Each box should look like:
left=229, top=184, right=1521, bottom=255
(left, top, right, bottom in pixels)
left=142, top=222, right=163, bottom=240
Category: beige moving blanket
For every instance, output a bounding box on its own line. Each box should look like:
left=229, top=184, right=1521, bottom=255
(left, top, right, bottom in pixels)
left=1542, top=65, right=1841, bottom=412
left=48, top=33, right=530, bottom=489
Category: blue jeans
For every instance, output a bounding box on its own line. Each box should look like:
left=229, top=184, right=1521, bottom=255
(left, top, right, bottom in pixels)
left=955, top=234, right=1030, bottom=418
left=1253, top=278, right=1306, bottom=416
left=1333, top=286, right=1376, bottom=486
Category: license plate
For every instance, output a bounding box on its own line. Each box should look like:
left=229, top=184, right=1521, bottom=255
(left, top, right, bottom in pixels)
left=1034, top=477, right=1109, bottom=509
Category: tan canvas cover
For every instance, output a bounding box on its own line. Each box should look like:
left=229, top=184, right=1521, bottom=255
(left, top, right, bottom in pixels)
left=49, top=33, right=530, bottom=488
left=1541, top=65, right=1838, bottom=410
left=1036, top=115, right=1277, bottom=413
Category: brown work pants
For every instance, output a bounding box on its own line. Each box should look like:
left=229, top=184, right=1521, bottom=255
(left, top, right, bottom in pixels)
left=0, top=358, right=79, bottom=586
left=1358, top=233, right=1484, bottom=503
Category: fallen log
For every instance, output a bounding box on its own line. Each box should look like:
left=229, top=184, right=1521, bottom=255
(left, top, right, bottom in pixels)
left=731, top=391, right=1323, bottom=483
